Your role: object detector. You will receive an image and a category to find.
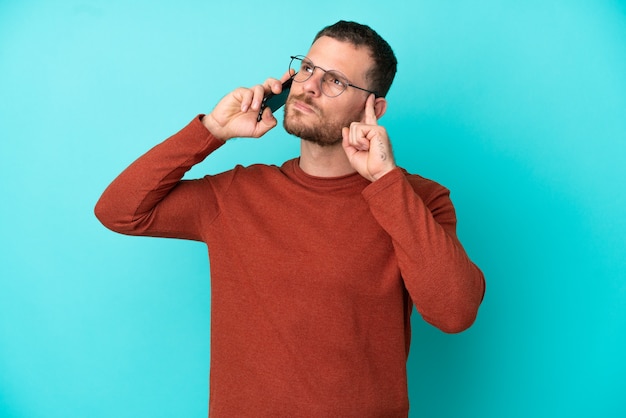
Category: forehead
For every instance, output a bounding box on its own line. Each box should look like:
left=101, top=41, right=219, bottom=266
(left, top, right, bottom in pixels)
left=305, top=36, right=373, bottom=83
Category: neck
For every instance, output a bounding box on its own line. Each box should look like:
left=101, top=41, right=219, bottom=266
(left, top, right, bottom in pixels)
left=298, top=140, right=356, bottom=177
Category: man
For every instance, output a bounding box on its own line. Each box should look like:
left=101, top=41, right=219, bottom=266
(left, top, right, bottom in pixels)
left=96, top=20, right=485, bottom=417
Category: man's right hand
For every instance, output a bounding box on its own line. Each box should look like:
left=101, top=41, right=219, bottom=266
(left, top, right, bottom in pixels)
left=202, top=73, right=291, bottom=142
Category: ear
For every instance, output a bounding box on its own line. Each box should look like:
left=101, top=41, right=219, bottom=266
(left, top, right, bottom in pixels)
left=374, top=97, right=388, bottom=119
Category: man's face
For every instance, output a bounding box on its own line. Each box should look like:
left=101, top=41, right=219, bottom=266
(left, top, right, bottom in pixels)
left=283, top=36, right=374, bottom=147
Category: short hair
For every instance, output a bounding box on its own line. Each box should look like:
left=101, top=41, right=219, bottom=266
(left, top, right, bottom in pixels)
left=313, top=20, right=397, bottom=97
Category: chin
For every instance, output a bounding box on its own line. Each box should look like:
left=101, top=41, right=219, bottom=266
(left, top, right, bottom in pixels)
left=284, top=102, right=346, bottom=146
left=302, top=136, right=342, bottom=147
left=283, top=119, right=339, bottom=147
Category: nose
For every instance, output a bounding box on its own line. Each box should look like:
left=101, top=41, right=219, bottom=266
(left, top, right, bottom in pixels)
left=300, top=67, right=324, bottom=97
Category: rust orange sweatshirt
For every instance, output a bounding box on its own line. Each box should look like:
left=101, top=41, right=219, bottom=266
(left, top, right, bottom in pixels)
left=95, top=116, right=485, bottom=417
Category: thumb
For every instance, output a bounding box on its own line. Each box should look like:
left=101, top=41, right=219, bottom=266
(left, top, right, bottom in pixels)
left=341, top=126, right=354, bottom=155
left=255, top=110, right=278, bottom=135
left=341, top=126, right=350, bottom=147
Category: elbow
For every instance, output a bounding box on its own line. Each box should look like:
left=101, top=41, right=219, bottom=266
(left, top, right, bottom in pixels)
left=94, top=196, right=131, bottom=234
left=94, top=199, right=117, bottom=232
left=437, top=269, right=486, bottom=333
left=433, top=309, right=479, bottom=334
left=422, top=291, right=485, bottom=334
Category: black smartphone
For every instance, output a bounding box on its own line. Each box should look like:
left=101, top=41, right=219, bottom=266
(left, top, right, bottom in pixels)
left=257, top=78, right=293, bottom=122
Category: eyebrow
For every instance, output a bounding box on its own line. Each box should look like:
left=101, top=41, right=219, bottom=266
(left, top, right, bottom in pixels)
left=303, top=56, right=352, bottom=81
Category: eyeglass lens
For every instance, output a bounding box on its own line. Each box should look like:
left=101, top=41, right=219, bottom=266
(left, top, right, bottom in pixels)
left=289, top=56, right=349, bottom=98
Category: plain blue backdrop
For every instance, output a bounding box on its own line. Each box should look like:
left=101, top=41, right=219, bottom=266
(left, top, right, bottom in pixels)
left=1, top=1, right=625, bottom=417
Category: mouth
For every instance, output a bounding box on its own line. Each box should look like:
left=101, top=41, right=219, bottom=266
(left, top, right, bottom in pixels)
left=288, top=97, right=318, bottom=116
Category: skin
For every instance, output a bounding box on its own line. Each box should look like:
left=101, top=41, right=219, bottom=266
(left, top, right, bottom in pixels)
left=202, top=36, right=396, bottom=182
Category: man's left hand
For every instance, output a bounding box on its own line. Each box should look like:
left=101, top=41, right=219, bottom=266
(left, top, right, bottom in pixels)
left=342, top=94, right=396, bottom=182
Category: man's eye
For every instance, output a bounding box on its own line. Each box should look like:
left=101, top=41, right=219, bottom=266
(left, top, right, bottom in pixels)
left=327, top=75, right=346, bottom=88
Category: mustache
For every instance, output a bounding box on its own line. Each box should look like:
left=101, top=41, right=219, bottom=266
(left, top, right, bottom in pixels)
left=287, top=93, right=320, bottom=113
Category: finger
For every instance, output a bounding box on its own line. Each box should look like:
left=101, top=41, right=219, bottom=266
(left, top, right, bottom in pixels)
left=262, top=71, right=293, bottom=96
left=250, top=84, right=266, bottom=111
left=239, top=88, right=255, bottom=112
left=341, top=126, right=350, bottom=147
left=280, top=70, right=293, bottom=83
left=341, top=127, right=356, bottom=156
left=259, top=106, right=278, bottom=126
left=263, top=77, right=284, bottom=95
left=349, top=122, right=370, bottom=151
left=363, top=94, right=378, bottom=126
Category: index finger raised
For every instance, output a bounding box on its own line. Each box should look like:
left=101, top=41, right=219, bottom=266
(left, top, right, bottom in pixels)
left=363, top=93, right=378, bottom=125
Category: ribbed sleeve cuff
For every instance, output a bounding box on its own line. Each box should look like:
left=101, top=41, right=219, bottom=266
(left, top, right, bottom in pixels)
left=180, top=114, right=226, bottom=153
left=361, top=167, right=407, bottom=201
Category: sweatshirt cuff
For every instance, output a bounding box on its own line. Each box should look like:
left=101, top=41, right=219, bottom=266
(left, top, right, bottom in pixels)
left=193, top=114, right=226, bottom=145
left=165, top=115, right=227, bottom=157
left=361, top=167, right=406, bottom=201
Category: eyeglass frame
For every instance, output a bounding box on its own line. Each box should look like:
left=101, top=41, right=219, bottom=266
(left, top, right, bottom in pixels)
left=289, top=55, right=380, bottom=98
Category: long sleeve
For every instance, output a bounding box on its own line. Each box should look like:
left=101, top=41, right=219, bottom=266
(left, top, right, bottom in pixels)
left=94, top=115, right=225, bottom=241
left=362, top=168, right=485, bottom=333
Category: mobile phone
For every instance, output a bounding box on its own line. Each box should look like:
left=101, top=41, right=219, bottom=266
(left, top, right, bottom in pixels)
left=257, top=78, right=293, bottom=122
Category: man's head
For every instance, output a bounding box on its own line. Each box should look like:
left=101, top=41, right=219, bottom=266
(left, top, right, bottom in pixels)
left=283, top=21, right=397, bottom=147
left=313, top=20, right=397, bottom=98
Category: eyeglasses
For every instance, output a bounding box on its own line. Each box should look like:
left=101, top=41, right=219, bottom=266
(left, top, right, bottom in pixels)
left=289, top=55, right=378, bottom=98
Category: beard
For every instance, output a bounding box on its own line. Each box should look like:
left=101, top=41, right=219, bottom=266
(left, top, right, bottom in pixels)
left=283, top=93, right=364, bottom=147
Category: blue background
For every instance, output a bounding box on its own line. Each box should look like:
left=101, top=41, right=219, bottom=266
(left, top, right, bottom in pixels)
left=1, top=1, right=625, bottom=417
